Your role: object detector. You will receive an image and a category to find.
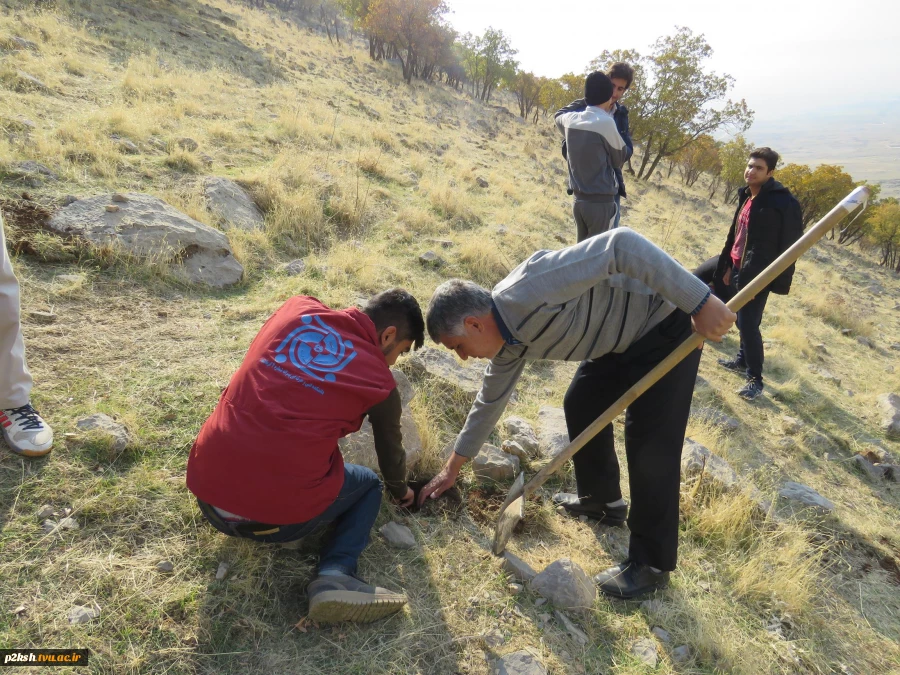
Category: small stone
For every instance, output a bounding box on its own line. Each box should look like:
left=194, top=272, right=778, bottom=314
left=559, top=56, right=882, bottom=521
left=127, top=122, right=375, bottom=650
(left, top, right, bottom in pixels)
left=501, top=551, right=537, bottom=583
left=554, top=610, right=589, bottom=645
left=640, top=598, right=663, bottom=613
left=651, top=626, right=671, bottom=642
left=418, top=250, right=444, bottom=267
left=577, top=515, right=588, bottom=522
left=508, top=583, right=523, bottom=595
left=672, top=645, right=691, bottom=663
left=778, top=481, right=835, bottom=512
left=534, top=597, right=546, bottom=607
left=57, top=274, right=85, bottom=284
left=853, top=454, right=886, bottom=481
left=482, top=628, right=504, bottom=647
left=26, top=310, right=57, bottom=325
left=857, top=336, right=875, bottom=349
left=58, top=517, right=79, bottom=530
left=111, top=193, right=129, bottom=203
left=380, top=521, right=417, bottom=549
left=494, top=650, right=547, bottom=675
left=118, top=139, right=140, bottom=154
left=476, top=176, right=489, bottom=188
left=555, top=505, right=566, bottom=515
left=67, top=605, right=100, bottom=625
left=537, top=407, right=569, bottom=459
left=781, top=415, right=803, bottom=435
left=281, top=259, right=306, bottom=276
left=215, top=562, right=229, bottom=580
left=553, top=233, right=567, bottom=244
left=41, top=519, right=57, bottom=534
left=878, top=393, right=900, bottom=438
left=503, top=417, right=539, bottom=455
left=889, top=344, right=900, bottom=351
left=36, top=504, right=54, bottom=519
left=177, top=137, right=198, bottom=152
left=428, top=238, right=453, bottom=248
left=61, top=195, right=78, bottom=206
left=813, top=343, right=828, bottom=354
left=105, top=205, right=120, bottom=213
left=630, top=638, right=658, bottom=667
left=841, top=328, right=852, bottom=336
left=530, top=558, right=596, bottom=611
left=473, top=443, right=519, bottom=481
left=824, top=452, right=838, bottom=461
left=157, top=561, right=175, bottom=573
left=76, top=413, right=129, bottom=455
left=11, top=605, right=27, bottom=616
left=500, top=439, right=528, bottom=460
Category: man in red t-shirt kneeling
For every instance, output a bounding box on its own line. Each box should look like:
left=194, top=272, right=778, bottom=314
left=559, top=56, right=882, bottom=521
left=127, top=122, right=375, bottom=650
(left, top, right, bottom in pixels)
left=187, top=289, right=424, bottom=624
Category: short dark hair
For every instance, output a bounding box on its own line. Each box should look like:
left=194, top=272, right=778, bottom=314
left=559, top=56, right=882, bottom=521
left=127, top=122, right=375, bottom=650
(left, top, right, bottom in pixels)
left=363, top=288, right=425, bottom=349
left=426, top=279, right=492, bottom=343
left=584, top=71, right=613, bottom=107
left=749, top=147, right=779, bottom=172
left=607, top=62, right=634, bottom=89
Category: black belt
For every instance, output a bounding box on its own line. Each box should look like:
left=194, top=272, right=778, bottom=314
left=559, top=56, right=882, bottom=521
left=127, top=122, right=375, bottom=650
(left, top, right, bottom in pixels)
left=196, top=499, right=282, bottom=537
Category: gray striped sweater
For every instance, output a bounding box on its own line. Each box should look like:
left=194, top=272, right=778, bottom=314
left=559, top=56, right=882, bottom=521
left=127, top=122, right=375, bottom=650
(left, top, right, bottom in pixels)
left=452, top=228, right=711, bottom=458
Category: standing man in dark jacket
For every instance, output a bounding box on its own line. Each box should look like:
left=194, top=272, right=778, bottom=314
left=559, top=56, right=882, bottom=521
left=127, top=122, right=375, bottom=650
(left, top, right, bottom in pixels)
left=700, top=147, right=803, bottom=400
left=605, top=62, right=634, bottom=228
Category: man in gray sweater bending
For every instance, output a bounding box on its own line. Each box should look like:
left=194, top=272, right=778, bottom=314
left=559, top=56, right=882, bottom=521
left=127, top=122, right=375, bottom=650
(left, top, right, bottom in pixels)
left=419, top=228, right=735, bottom=599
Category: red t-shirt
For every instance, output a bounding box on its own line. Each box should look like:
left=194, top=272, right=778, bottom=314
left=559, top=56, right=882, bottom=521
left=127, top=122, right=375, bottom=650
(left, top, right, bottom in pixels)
left=731, top=196, right=753, bottom=267
left=186, top=296, right=396, bottom=524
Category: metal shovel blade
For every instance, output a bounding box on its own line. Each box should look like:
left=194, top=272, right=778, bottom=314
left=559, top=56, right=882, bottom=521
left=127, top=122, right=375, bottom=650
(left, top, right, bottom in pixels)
left=492, top=471, right=525, bottom=555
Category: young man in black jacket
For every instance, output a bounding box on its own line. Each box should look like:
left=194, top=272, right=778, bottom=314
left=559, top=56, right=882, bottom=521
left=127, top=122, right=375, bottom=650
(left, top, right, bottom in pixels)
left=697, top=147, right=803, bottom=400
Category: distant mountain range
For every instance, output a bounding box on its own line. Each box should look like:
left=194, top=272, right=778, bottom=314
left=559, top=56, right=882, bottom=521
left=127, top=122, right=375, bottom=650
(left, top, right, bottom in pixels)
left=749, top=99, right=900, bottom=199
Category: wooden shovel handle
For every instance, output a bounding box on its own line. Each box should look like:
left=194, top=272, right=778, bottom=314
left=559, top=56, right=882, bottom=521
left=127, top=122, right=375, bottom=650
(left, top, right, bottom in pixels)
left=521, top=186, right=870, bottom=499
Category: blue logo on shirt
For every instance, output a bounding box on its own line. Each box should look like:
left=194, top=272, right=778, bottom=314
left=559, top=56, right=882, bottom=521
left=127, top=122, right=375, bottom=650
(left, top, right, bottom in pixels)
left=272, top=314, right=357, bottom=382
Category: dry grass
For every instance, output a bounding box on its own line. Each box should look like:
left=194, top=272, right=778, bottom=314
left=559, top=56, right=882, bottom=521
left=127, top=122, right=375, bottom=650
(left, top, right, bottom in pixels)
left=1, top=1, right=899, bottom=674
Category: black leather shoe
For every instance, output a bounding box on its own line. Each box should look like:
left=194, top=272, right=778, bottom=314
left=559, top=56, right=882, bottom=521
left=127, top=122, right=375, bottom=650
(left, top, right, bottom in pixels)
left=593, top=560, right=670, bottom=599
left=717, top=357, right=746, bottom=373
left=552, top=493, right=627, bottom=527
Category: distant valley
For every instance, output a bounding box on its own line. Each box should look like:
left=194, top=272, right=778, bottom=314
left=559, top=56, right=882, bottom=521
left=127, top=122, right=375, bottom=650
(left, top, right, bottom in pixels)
left=750, top=99, right=900, bottom=198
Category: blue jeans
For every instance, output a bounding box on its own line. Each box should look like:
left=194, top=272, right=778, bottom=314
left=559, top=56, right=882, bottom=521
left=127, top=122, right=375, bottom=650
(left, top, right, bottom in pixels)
left=612, top=194, right=622, bottom=229
left=198, top=463, right=383, bottom=575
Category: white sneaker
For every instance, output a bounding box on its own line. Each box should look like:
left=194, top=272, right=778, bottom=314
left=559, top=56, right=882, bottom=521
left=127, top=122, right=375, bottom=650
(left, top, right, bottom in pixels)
left=1, top=404, right=54, bottom=456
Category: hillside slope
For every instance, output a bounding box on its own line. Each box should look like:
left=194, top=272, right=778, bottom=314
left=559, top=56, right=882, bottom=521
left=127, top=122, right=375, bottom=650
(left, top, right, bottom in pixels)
left=1, top=2, right=899, bottom=674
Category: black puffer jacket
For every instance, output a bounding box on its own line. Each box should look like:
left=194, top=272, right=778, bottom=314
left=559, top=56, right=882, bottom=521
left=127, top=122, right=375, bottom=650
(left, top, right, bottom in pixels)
left=714, top=178, right=804, bottom=295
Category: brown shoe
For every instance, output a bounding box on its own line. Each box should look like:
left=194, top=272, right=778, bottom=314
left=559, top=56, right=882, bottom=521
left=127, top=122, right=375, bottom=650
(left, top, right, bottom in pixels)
left=307, top=574, right=407, bottom=624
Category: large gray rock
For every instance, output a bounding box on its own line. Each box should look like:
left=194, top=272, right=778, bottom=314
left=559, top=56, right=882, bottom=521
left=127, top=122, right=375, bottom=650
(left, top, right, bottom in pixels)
left=406, top=347, right=483, bottom=397
left=203, top=177, right=264, bottom=231
left=778, top=481, right=834, bottom=512
left=48, top=193, right=243, bottom=288
left=878, top=393, right=900, bottom=438
left=339, top=370, right=422, bottom=470
left=75, top=413, right=129, bottom=455
left=530, top=558, right=596, bottom=611
left=494, top=650, right=547, bottom=675
left=503, top=416, right=539, bottom=455
left=537, top=406, right=568, bottom=459
left=473, top=443, right=519, bottom=481
left=681, top=439, right=738, bottom=490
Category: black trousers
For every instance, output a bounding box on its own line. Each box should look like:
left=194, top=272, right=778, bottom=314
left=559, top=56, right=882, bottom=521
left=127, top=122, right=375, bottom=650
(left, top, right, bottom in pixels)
left=693, top=255, right=770, bottom=383
left=562, top=309, right=701, bottom=571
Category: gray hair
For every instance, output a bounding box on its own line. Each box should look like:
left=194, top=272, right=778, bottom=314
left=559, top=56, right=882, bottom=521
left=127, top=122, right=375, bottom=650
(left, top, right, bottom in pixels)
left=426, top=279, right=492, bottom=343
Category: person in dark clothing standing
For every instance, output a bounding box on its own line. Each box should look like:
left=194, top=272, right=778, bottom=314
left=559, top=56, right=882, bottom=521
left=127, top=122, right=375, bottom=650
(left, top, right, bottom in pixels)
left=187, top=289, right=425, bottom=624
left=695, top=147, right=803, bottom=400
left=605, top=62, right=634, bottom=228
left=555, top=72, right=630, bottom=241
